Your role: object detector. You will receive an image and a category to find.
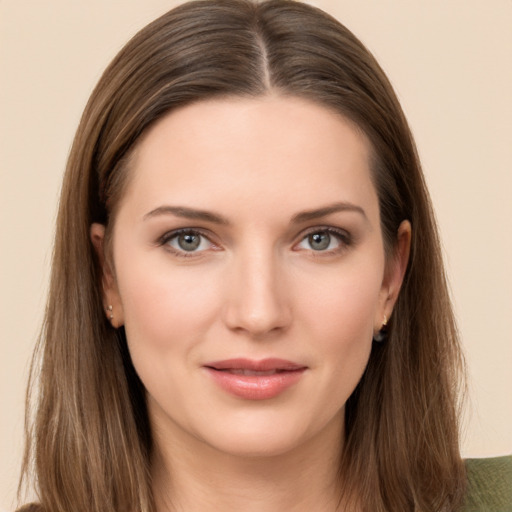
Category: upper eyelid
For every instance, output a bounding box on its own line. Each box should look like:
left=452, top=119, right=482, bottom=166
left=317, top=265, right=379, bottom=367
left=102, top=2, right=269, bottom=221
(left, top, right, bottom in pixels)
left=298, top=225, right=351, bottom=240
left=300, top=225, right=348, bottom=234
left=159, top=227, right=214, bottom=244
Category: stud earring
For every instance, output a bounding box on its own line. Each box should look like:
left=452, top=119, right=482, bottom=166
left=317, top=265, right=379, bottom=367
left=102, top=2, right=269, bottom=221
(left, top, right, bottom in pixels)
left=106, top=305, right=113, bottom=320
left=373, top=314, right=388, bottom=343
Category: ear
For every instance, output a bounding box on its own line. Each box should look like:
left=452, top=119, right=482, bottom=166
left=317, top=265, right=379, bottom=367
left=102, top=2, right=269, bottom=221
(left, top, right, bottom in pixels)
left=375, top=220, right=411, bottom=333
left=90, top=223, right=124, bottom=328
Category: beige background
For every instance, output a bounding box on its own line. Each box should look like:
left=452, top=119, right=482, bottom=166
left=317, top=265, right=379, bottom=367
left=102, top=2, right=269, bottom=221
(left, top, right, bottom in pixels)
left=1, top=0, right=511, bottom=509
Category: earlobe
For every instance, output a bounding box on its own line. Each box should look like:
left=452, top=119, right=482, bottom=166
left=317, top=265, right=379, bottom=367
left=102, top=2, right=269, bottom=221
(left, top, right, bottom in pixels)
left=90, top=223, right=124, bottom=328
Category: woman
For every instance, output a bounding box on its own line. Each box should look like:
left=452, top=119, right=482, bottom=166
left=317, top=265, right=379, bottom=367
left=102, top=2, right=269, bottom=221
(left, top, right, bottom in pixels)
left=16, top=0, right=510, bottom=511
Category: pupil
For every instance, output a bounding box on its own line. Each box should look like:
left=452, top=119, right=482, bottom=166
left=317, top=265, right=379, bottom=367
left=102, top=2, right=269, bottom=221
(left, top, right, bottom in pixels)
left=178, top=233, right=200, bottom=251
left=309, top=232, right=330, bottom=250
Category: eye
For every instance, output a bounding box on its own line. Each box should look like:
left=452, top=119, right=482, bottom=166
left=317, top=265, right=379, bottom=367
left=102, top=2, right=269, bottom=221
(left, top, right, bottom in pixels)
left=161, top=229, right=214, bottom=255
left=296, top=228, right=349, bottom=252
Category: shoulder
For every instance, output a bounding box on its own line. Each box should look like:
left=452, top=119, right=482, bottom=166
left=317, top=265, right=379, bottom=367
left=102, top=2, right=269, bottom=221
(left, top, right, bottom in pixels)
left=462, top=455, right=512, bottom=511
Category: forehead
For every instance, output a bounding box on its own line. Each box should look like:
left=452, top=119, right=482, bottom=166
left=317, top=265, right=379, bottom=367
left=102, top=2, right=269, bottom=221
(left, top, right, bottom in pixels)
left=119, top=95, right=379, bottom=223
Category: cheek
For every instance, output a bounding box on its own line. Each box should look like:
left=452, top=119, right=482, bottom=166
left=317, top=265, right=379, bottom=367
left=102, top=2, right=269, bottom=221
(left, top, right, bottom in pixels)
left=315, top=284, right=377, bottom=377
left=294, top=257, right=384, bottom=394
left=297, top=256, right=384, bottom=341
left=115, top=257, right=227, bottom=419
left=115, top=253, right=223, bottom=356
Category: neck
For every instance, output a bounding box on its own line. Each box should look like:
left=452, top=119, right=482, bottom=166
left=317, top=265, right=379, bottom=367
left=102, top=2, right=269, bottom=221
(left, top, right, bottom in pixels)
left=151, top=416, right=351, bottom=512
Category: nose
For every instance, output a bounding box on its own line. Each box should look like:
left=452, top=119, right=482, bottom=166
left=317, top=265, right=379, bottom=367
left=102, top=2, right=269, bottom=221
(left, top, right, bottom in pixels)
left=222, top=247, right=292, bottom=338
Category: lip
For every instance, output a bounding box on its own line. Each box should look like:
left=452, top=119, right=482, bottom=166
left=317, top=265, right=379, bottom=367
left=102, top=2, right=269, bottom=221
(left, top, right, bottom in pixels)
left=203, top=358, right=307, bottom=400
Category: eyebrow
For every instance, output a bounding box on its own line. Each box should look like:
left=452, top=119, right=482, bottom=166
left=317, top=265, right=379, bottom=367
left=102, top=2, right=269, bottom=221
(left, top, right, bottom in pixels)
left=143, top=201, right=367, bottom=225
left=143, top=206, right=230, bottom=225
left=290, top=202, right=368, bottom=224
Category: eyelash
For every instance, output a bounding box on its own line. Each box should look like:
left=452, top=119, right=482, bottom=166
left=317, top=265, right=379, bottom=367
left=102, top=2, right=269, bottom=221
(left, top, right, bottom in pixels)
left=157, top=226, right=352, bottom=258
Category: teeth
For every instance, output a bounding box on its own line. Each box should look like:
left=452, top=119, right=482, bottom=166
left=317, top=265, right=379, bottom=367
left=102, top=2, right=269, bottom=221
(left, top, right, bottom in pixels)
left=226, top=369, right=279, bottom=376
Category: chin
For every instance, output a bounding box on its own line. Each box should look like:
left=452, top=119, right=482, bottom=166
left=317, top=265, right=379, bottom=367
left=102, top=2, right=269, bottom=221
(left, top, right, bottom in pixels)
left=202, top=428, right=308, bottom=459
left=191, top=406, right=343, bottom=461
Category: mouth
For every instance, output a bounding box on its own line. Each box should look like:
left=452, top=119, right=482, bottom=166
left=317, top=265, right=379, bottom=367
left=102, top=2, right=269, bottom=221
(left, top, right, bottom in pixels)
left=203, top=358, right=307, bottom=400
left=206, top=358, right=305, bottom=372
left=212, top=368, right=292, bottom=376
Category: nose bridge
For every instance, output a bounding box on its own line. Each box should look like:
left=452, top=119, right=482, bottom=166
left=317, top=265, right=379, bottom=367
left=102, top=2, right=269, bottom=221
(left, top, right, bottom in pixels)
left=223, top=242, right=290, bottom=336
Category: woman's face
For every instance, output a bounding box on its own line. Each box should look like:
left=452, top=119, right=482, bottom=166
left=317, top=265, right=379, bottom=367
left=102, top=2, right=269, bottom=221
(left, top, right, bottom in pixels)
left=93, top=96, right=408, bottom=459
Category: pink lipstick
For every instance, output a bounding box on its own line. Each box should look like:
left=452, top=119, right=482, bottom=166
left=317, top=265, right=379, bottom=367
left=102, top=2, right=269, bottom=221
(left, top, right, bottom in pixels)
left=203, top=358, right=307, bottom=400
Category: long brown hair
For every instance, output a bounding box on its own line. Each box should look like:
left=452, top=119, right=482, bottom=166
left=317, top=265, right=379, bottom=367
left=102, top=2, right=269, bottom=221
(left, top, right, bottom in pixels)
left=19, top=1, right=466, bottom=510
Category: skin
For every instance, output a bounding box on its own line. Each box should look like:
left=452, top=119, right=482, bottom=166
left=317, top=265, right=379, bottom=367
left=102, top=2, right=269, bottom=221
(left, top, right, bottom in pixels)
left=91, top=96, right=410, bottom=512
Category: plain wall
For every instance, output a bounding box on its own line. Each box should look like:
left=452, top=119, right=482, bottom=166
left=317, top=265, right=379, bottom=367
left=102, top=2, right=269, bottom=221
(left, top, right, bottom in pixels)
left=1, top=0, right=511, bottom=509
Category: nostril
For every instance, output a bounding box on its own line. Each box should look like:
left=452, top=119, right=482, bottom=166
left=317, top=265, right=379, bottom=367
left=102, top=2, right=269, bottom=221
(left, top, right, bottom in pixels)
left=223, top=302, right=292, bottom=337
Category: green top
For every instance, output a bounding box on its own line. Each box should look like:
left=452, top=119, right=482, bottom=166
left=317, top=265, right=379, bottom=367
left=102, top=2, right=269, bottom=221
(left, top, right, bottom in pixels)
left=463, top=455, right=512, bottom=511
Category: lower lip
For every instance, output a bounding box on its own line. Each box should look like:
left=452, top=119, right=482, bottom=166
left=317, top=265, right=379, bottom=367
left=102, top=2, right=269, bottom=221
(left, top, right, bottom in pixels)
left=205, top=368, right=306, bottom=400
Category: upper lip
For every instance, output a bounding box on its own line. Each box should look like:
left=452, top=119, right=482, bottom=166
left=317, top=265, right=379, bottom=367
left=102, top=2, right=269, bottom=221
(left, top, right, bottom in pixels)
left=204, top=358, right=307, bottom=371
